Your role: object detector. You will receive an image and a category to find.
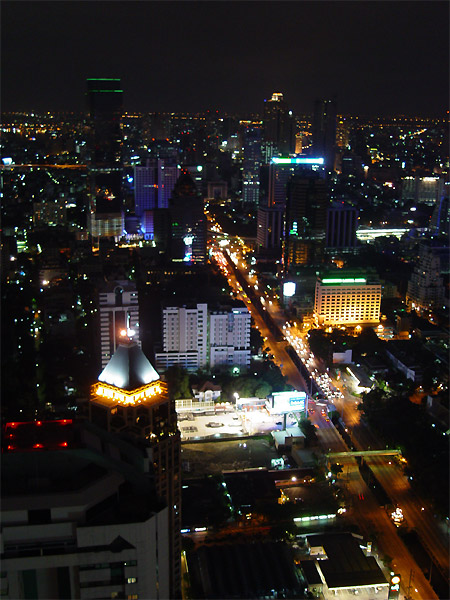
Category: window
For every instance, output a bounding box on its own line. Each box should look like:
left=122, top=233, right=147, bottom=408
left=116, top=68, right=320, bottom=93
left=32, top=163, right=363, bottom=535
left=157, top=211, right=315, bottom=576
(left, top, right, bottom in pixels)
left=127, top=577, right=137, bottom=584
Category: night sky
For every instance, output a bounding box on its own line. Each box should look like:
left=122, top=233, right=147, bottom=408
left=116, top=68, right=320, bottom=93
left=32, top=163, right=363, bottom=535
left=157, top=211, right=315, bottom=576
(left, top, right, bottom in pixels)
left=2, top=1, right=449, bottom=116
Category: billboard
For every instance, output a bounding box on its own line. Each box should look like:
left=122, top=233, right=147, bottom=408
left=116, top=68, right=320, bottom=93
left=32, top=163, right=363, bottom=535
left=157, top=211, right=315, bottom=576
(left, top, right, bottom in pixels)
left=267, top=391, right=307, bottom=414
left=283, top=282, right=296, bottom=297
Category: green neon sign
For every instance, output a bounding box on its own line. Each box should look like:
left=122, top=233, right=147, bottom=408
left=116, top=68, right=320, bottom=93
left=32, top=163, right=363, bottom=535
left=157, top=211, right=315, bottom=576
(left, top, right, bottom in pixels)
left=322, top=278, right=367, bottom=284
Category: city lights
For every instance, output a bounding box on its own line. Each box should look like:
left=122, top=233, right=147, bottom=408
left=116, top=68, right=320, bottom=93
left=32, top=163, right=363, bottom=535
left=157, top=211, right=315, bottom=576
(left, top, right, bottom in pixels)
left=94, top=382, right=163, bottom=405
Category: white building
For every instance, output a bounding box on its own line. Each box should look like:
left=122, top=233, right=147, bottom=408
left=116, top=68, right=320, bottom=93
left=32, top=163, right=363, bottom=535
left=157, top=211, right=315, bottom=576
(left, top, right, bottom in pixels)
left=1, top=421, right=170, bottom=600
left=155, top=303, right=251, bottom=372
left=99, top=281, right=140, bottom=368
left=209, top=307, right=251, bottom=369
left=314, top=274, right=381, bottom=326
left=406, top=243, right=447, bottom=311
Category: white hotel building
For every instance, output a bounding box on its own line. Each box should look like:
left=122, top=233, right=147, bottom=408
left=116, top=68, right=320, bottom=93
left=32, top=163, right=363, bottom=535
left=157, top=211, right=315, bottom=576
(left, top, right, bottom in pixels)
left=314, top=275, right=381, bottom=327
left=155, top=303, right=251, bottom=372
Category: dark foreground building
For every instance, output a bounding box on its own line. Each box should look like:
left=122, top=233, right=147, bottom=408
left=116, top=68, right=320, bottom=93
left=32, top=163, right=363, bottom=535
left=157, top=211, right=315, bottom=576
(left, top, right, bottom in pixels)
left=1, top=419, right=170, bottom=599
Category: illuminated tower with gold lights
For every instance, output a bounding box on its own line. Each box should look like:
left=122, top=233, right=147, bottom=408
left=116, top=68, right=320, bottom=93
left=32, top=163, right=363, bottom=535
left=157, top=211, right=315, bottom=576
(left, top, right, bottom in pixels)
left=89, top=340, right=181, bottom=597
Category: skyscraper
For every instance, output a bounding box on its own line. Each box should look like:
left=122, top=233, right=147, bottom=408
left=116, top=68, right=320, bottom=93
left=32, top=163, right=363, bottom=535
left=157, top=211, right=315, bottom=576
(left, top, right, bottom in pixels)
left=86, top=78, right=124, bottom=240
left=284, top=173, right=329, bottom=269
left=90, top=342, right=181, bottom=597
left=134, top=158, right=180, bottom=215
left=325, top=201, right=359, bottom=251
left=242, top=124, right=262, bottom=205
left=263, top=92, right=295, bottom=156
left=312, top=98, right=337, bottom=172
left=169, top=172, right=206, bottom=264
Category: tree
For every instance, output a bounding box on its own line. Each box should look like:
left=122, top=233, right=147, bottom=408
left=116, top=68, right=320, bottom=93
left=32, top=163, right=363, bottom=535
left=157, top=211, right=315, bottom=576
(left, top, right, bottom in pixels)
left=165, top=365, right=192, bottom=400
left=299, top=418, right=318, bottom=447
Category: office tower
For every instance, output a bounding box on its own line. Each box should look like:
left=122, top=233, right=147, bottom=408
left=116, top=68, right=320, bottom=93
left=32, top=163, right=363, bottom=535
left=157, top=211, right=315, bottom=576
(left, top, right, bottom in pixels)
left=154, top=303, right=251, bottom=372
left=2, top=419, right=170, bottom=600
left=99, top=280, right=140, bottom=369
left=90, top=342, right=181, bottom=597
left=284, top=173, right=329, bottom=269
left=134, top=158, right=180, bottom=215
left=256, top=205, right=284, bottom=254
left=406, top=243, right=447, bottom=311
left=170, top=172, right=206, bottom=264
left=86, top=78, right=124, bottom=240
left=312, top=98, right=337, bottom=172
left=314, top=273, right=381, bottom=326
left=260, top=157, right=326, bottom=210
left=242, top=125, right=262, bottom=204
left=325, top=201, right=359, bottom=251
left=263, top=92, right=295, bottom=156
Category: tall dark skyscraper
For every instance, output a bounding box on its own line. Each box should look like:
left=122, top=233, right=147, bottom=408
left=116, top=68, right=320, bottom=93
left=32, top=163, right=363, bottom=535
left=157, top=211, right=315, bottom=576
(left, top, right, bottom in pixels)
left=242, top=124, right=262, bottom=205
left=284, top=173, right=330, bottom=269
left=263, top=92, right=295, bottom=157
left=325, top=201, right=359, bottom=251
left=170, top=172, right=206, bottom=264
left=86, top=78, right=124, bottom=239
left=312, top=98, right=337, bottom=172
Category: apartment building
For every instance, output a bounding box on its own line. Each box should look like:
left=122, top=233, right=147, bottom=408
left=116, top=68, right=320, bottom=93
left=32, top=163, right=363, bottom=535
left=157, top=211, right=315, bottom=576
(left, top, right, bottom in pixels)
left=155, top=303, right=251, bottom=372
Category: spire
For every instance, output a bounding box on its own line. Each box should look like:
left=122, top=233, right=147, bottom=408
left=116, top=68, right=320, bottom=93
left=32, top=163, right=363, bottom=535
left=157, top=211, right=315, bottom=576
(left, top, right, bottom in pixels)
left=98, top=343, right=160, bottom=391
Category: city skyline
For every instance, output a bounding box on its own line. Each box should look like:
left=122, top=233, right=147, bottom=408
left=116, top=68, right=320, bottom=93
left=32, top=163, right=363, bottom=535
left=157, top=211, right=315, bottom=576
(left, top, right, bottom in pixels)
left=2, top=0, right=449, bottom=116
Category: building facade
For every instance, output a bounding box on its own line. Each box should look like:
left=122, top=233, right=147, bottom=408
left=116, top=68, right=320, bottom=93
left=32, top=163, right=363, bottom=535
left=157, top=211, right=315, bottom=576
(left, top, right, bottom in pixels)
left=312, top=98, right=337, bottom=172
left=169, top=172, right=206, bottom=264
left=325, top=201, right=359, bottom=251
left=406, top=243, right=447, bottom=311
left=134, top=158, right=180, bottom=215
left=263, top=92, right=295, bottom=156
left=99, top=280, right=140, bottom=369
left=314, top=274, right=381, bottom=326
left=155, top=303, right=251, bottom=372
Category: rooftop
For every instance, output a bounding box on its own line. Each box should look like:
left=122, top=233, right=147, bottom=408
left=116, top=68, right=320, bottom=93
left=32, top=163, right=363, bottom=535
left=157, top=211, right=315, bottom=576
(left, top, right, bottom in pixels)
left=306, top=533, right=388, bottom=590
left=98, top=342, right=160, bottom=390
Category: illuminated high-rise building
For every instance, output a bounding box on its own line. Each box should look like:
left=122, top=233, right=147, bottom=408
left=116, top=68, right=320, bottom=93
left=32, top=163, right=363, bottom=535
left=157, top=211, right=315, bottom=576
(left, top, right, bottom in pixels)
left=314, top=273, right=381, bottom=326
left=312, top=98, right=337, bottom=172
left=263, top=92, right=295, bottom=156
left=134, top=158, right=180, bottom=215
left=154, top=303, right=251, bottom=372
left=90, top=341, right=181, bottom=597
left=86, top=78, right=124, bottom=241
left=260, top=157, right=326, bottom=210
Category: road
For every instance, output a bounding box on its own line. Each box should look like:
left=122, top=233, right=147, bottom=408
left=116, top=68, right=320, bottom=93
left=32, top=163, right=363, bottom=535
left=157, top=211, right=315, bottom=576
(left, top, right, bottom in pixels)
left=209, top=238, right=442, bottom=599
